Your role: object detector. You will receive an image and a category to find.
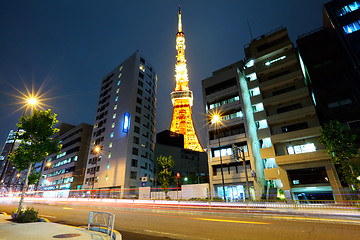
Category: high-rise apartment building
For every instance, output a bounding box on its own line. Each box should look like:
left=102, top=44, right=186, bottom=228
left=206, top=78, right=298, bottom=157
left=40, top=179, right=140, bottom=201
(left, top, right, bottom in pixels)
left=324, top=0, right=360, bottom=73
left=83, top=52, right=157, bottom=197
left=202, top=62, right=263, bottom=201
left=203, top=28, right=343, bottom=201
left=170, top=7, right=203, bottom=152
left=241, top=28, right=342, bottom=201
left=39, top=123, right=92, bottom=197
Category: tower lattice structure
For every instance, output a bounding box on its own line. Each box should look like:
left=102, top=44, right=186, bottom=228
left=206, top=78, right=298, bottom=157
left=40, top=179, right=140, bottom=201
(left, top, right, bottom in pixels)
left=170, top=7, right=203, bottom=152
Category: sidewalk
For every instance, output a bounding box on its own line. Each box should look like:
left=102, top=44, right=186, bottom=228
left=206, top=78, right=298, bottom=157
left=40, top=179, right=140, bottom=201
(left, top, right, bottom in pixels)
left=0, top=214, right=122, bottom=240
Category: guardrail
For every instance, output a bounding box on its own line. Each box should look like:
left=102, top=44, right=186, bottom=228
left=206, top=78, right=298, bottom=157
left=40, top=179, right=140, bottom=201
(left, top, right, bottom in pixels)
left=88, top=211, right=115, bottom=239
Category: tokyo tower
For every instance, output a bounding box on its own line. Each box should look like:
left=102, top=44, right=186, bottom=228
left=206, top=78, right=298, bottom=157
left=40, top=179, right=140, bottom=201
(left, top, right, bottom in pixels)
left=170, top=6, right=203, bottom=152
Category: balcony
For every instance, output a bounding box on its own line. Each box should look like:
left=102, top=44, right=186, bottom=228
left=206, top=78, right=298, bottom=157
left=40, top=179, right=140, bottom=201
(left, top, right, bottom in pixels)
left=209, top=132, right=247, bottom=149
left=212, top=168, right=254, bottom=185
left=257, top=128, right=270, bottom=139
left=255, top=52, right=297, bottom=75
left=263, top=87, right=309, bottom=107
left=250, top=94, right=263, bottom=105
left=271, top=126, right=321, bottom=143
left=260, top=147, right=275, bottom=159
left=264, top=168, right=280, bottom=180
left=205, top=86, right=238, bottom=102
left=259, top=70, right=303, bottom=91
left=275, top=149, right=329, bottom=165
left=267, top=105, right=316, bottom=125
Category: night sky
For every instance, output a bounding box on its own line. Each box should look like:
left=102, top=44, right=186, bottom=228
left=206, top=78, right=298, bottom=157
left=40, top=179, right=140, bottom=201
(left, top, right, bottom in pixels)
left=0, top=0, right=329, bottom=147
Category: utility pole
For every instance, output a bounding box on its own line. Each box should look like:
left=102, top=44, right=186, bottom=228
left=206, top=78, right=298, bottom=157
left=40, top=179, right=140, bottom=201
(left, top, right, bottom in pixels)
left=233, top=145, right=251, bottom=200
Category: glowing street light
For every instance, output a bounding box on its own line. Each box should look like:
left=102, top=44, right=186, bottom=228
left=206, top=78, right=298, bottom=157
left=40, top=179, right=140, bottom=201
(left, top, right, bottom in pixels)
left=211, top=113, right=226, bottom=202
left=92, top=145, right=102, bottom=191
left=0, top=92, right=42, bottom=184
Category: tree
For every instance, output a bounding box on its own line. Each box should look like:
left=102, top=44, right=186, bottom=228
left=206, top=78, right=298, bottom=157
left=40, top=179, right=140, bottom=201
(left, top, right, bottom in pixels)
left=156, top=155, right=175, bottom=198
left=9, top=109, right=62, bottom=217
left=319, top=120, right=360, bottom=189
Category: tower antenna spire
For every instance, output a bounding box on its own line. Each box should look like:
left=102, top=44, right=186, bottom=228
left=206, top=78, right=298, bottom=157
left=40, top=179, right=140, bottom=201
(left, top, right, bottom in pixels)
left=178, top=5, right=182, bottom=33
left=170, top=7, right=203, bottom=152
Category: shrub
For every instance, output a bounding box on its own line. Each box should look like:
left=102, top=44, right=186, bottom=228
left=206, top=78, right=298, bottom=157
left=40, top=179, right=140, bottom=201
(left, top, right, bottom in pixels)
left=12, top=207, right=40, bottom=223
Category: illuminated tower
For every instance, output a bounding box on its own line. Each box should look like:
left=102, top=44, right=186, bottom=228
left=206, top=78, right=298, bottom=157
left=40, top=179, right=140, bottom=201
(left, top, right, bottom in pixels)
left=170, top=7, right=203, bottom=152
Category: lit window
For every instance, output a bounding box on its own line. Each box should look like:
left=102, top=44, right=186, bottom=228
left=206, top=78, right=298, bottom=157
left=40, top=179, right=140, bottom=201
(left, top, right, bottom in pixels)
left=245, top=59, right=254, bottom=68
left=117, top=80, right=121, bottom=86
left=118, top=73, right=122, bottom=78
left=250, top=87, right=260, bottom=97
left=246, top=73, right=257, bottom=81
left=112, top=123, right=115, bottom=128
left=252, top=103, right=264, bottom=112
left=337, top=1, right=360, bottom=16
left=139, top=64, right=145, bottom=72
left=343, top=20, right=360, bottom=34
left=256, top=119, right=268, bottom=129
left=108, top=152, right=111, bottom=158
left=115, top=97, right=118, bottom=102
left=105, top=174, right=108, bottom=181
left=265, top=56, right=286, bottom=66
left=109, top=142, right=112, bottom=148
left=106, top=164, right=110, bottom=170
left=113, top=113, right=116, bottom=119
left=213, top=147, right=233, bottom=157
left=114, top=105, right=117, bottom=110
left=287, top=143, right=316, bottom=155
left=116, top=88, right=119, bottom=93
left=110, top=132, right=114, bottom=138
left=260, top=138, right=272, bottom=148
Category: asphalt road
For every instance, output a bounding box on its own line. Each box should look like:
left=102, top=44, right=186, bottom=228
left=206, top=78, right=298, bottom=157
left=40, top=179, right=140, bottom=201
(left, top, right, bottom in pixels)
left=1, top=199, right=360, bottom=240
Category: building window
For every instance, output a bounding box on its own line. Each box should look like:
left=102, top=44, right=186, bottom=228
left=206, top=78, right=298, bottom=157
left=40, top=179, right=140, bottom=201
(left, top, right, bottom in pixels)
left=139, top=64, right=145, bottom=72
left=105, top=175, right=108, bottom=181
left=130, top=171, right=137, bottom=179
left=134, top=126, right=140, bottom=133
left=112, top=123, right=115, bottom=128
left=109, top=142, right=112, bottom=148
left=252, top=103, right=264, bottom=112
left=137, top=97, right=142, bottom=105
left=110, top=132, right=114, bottom=138
left=249, top=87, right=260, bottom=97
left=116, top=88, right=119, bottom=93
left=260, top=138, right=272, bottom=148
left=281, top=122, right=308, bottom=133
left=287, top=143, right=316, bottom=155
left=212, top=147, right=232, bottom=158
left=343, top=20, right=360, bottom=34
left=135, top=116, right=141, bottom=123
left=131, top=159, right=138, bottom=167
left=106, top=164, right=110, bottom=169
left=113, top=113, right=116, bottom=119
left=256, top=119, right=268, bottom=129
left=118, top=73, right=122, bottom=78
left=265, top=55, right=286, bottom=66
left=132, top=147, right=138, bottom=155
left=115, top=97, right=118, bottom=102
left=136, top=106, right=142, bottom=114
left=209, top=95, right=239, bottom=110
left=114, top=105, right=117, bottom=110
left=138, top=80, right=143, bottom=87
left=137, top=89, right=143, bottom=96
left=117, top=80, right=121, bottom=86
left=337, top=1, right=360, bottom=16
left=246, top=72, right=257, bottom=81
left=108, top=152, right=111, bottom=158
left=327, top=99, right=352, bottom=108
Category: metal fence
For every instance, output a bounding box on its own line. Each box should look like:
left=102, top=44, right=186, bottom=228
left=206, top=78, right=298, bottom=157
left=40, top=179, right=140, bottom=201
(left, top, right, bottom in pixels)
left=87, top=211, right=115, bottom=239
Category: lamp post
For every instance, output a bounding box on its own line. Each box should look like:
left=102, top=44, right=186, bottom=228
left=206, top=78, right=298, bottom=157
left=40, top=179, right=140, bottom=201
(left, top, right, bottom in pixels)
left=92, top=146, right=101, bottom=197
left=0, top=97, right=38, bottom=184
left=212, top=114, right=226, bottom=202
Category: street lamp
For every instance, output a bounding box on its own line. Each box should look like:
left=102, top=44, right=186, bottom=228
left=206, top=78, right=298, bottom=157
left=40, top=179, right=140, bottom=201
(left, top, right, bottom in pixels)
left=0, top=95, right=39, bottom=184
left=92, top=145, right=102, bottom=192
left=212, top=114, right=226, bottom=202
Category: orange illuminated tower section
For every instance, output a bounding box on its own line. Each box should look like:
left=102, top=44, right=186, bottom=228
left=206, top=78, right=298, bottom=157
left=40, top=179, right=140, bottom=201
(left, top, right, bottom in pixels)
left=170, top=7, right=203, bottom=152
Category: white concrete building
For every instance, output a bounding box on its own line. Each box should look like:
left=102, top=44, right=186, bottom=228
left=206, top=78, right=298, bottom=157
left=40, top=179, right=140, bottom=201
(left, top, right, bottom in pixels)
left=83, top=51, right=157, bottom=197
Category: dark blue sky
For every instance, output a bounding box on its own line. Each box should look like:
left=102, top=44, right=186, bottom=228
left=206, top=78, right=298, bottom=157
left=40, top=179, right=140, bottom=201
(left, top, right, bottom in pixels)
left=0, top=0, right=329, bottom=147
